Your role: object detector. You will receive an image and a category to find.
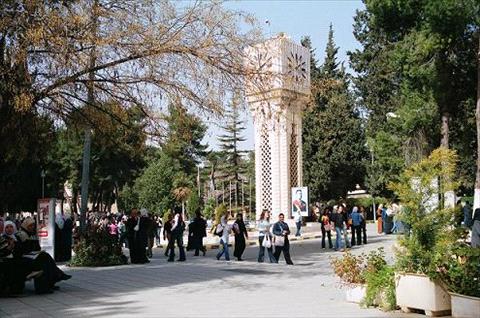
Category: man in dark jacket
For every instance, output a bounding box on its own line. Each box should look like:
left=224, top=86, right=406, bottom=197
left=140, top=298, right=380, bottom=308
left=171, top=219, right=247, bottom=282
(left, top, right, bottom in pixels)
left=272, top=213, right=293, bottom=265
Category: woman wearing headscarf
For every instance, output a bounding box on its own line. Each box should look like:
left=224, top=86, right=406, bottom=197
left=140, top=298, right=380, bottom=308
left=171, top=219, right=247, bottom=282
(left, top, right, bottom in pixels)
left=233, top=213, right=248, bottom=261
left=1, top=221, right=41, bottom=295
left=16, top=217, right=72, bottom=293
left=54, top=213, right=65, bottom=261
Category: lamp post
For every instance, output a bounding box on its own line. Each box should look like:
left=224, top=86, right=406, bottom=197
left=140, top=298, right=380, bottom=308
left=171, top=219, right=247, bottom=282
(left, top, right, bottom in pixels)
left=41, top=170, right=46, bottom=198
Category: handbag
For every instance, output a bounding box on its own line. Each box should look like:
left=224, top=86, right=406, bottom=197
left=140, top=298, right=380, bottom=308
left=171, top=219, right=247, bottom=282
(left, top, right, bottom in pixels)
left=273, top=223, right=285, bottom=247
left=274, top=234, right=285, bottom=247
left=324, top=223, right=332, bottom=232
left=262, top=234, right=272, bottom=248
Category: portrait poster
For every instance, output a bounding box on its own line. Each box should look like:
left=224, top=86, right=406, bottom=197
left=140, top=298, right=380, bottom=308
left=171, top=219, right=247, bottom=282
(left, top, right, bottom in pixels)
left=291, top=187, right=308, bottom=217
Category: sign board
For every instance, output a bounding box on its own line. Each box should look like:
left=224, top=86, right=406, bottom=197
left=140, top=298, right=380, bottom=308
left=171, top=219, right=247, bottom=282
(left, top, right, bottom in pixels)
left=291, top=187, right=308, bottom=217
left=37, top=198, right=55, bottom=258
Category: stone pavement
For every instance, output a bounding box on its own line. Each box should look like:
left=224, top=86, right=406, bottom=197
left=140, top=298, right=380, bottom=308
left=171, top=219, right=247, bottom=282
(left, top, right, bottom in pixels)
left=1, top=224, right=426, bottom=318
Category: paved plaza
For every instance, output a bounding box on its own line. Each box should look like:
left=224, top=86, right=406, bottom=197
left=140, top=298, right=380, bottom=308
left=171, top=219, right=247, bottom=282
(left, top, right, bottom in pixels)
left=1, top=225, right=424, bottom=318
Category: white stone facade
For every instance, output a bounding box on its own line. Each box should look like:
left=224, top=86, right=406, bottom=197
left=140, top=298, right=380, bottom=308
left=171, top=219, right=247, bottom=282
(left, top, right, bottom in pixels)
left=245, top=34, right=310, bottom=220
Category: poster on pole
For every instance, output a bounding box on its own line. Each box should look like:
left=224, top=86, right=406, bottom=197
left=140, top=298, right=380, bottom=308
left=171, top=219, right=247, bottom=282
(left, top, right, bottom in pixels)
left=37, top=198, right=55, bottom=258
left=292, top=187, right=309, bottom=217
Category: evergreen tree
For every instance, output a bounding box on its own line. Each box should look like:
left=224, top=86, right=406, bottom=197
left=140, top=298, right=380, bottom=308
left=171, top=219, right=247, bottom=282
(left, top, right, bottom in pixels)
left=350, top=0, right=479, bottom=196
left=321, top=24, right=342, bottom=79
left=163, top=103, right=208, bottom=177
left=302, top=26, right=367, bottom=201
left=218, top=91, right=246, bottom=209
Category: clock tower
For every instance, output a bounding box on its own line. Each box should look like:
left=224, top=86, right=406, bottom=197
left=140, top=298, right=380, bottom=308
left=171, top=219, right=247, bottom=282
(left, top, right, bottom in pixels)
left=245, top=33, right=311, bottom=220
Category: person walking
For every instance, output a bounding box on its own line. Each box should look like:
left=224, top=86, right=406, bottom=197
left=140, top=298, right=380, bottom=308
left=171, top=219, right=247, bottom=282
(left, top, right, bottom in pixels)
left=350, top=206, right=363, bottom=246
left=191, top=211, right=207, bottom=256
left=118, top=216, right=127, bottom=248
left=126, top=209, right=149, bottom=264
left=320, top=207, right=333, bottom=249
left=155, top=216, right=163, bottom=247
left=331, top=206, right=345, bottom=251
left=257, top=210, right=276, bottom=263
left=359, top=206, right=367, bottom=244
left=294, top=211, right=302, bottom=237
left=272, top=213, right=293, bottom=265
left=233, top=213, right=248, bottom=261
left=163, top=213, right=173, bottom=257
left=145, top=213, right=156, bottom=258
left=216, top=213, right=231, bottom=261
left=376, top=204, right=383, bottom=234
left=168, top=211, right=186, bottom=262
left=340, top=205, right=351, bottom=249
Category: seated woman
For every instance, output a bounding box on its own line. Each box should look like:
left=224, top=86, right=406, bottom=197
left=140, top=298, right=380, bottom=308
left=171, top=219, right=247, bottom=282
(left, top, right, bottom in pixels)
left=16, top=217, right=72, bottom=293
left=1, top=221, right=42, bottom=295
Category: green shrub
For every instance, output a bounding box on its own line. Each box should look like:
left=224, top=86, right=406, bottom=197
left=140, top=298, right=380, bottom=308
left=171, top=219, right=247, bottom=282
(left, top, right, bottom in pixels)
left=364, top=266, right=396, bottom=311
left=69, top=225, right=127, bottom=267
left=362, top=248, right=396, bottom=311
left=389, top=148, right=460, bottom=277
left=432, top=242, right=480, bottom=298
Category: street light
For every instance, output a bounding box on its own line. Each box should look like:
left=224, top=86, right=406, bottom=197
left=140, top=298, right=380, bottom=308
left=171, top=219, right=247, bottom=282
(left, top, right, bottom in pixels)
left=41, top=169, right=46, bottom=198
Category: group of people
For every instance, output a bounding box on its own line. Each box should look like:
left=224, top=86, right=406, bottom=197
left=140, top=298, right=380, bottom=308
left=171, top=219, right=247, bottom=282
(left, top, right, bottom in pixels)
left=0, top=217, right=72, bottom=296
left=317, top=204, right=368, bottom=251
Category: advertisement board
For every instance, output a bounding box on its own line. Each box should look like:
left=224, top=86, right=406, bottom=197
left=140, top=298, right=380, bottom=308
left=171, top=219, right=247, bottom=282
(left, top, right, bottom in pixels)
left=37, top=198, right=55, bottom=258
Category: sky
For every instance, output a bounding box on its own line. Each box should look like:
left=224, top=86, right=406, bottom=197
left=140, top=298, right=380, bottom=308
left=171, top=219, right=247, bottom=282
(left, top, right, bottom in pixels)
left=203, top=0, right=365, bottom=151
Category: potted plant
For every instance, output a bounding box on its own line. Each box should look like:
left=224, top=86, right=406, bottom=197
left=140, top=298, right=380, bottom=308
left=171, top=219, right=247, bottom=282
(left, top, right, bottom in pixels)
left=362, top=248, right=397, bottom=311
left=331, top=252, right=367, bottom=303
left=390, top=148, right=459, bottom=316
left=433, top=243, right=480, bottom=318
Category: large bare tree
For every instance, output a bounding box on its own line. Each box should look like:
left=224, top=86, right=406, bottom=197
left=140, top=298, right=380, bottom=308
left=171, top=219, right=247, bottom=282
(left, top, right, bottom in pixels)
left=1, top=0, right=265, bottom=229
left=1, top=0, right=262, bottom=127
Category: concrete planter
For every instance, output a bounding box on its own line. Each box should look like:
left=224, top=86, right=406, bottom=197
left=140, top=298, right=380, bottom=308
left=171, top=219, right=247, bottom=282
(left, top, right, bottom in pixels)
left=345, top=284, right=367, bottom=303
left=396, top=273, right=451, bottom=316
left=450, top=292, right=480, bottom=318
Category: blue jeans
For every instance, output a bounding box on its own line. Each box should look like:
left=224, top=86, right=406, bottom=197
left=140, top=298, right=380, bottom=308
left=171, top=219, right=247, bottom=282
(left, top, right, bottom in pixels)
left=295, top=221, right=302, bottom=236
left=216, top=239, right=230, bottom=260
left=258, top=235, right=276, bottom=263
left=335, top=226, right=343, bottom=250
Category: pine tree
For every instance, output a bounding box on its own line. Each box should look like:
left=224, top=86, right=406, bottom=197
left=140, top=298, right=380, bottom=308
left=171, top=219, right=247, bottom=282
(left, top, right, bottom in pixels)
left=321, top=24, right=341, bottom=79
left=163, top=103, right=208, bottom=177
left=302, top=26, right=367, bottom=200
left=218, top=91, right=246, bottom=210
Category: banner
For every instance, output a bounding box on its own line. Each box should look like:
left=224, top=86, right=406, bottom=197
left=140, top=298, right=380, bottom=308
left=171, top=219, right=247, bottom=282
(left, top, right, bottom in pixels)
left=292, top=187, right=309, bottom=217
left=37, top=198, right=55, bottom=258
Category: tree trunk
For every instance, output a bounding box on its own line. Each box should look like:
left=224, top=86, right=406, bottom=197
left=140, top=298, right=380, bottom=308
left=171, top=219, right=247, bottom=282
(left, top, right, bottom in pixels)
left=440, top=112, right=450, bottom=149
left=474, top=34, right=480, bottom=211
left=80, top=127, right=92, bottom=233
left=80, top=0, right=98, bottom=234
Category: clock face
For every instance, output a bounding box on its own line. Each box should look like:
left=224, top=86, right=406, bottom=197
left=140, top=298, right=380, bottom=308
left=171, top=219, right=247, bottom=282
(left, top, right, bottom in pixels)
left=287, top=51, right=307, bottom=83
left=250, top=51, right=272, bottom=71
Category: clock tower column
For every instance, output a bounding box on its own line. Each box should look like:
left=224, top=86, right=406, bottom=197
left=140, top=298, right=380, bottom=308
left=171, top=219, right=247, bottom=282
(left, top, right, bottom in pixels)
left=245, top=33, right=310, bottom=220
